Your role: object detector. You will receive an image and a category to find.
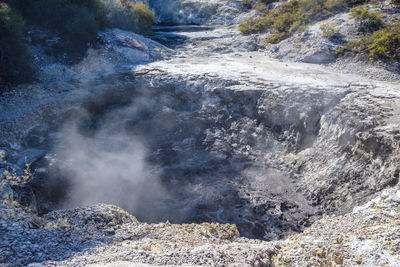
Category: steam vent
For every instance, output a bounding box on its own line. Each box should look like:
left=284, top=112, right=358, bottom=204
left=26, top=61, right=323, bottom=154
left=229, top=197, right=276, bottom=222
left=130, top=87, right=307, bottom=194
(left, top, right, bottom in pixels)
left=1, top=0, right=400, bottom=266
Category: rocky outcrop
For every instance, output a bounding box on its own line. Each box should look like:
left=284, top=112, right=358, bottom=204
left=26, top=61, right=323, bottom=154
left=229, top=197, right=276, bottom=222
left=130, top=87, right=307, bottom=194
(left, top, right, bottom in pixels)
left=131, top=52, right=400, bottom=218
left=0, top=203, right=275, bottom=267
left=293, top=87, right=400, bottom=213
left=1, top=186, right=399, bottom=266
left=273, top=185, right=400, bottom=266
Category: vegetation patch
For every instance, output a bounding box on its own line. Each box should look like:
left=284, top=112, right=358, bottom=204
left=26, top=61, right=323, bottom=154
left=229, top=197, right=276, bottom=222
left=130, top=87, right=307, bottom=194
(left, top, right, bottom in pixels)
left=350, top=6, right=384, bottom=32
left=239, top=0, right=398, bottom=64
left=0, top=0, right=155, bottom=87
left=320, top=24, right=340, bottom=40
left=6, top=0, right=109, bottom=48
left=104, top=0, right=155, bottom=35
left=239, top=0, right=370, bottom=43
left=0, top=2, right=33, bottom=86
left=242, top=0, right=253, bottom=9
left=338, top=20, right=400, bottom=61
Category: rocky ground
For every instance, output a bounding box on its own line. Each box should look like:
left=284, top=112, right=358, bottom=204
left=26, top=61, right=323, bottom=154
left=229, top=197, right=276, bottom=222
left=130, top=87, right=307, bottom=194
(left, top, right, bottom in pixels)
left=1, top=0, right=400, bottom=266
left=1, top=185, right=399, bottom=266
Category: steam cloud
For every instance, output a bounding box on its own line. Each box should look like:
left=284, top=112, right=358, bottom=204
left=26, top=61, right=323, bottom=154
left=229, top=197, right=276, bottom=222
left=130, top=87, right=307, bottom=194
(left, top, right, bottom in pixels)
left=53, top=108, right=170, bottom=222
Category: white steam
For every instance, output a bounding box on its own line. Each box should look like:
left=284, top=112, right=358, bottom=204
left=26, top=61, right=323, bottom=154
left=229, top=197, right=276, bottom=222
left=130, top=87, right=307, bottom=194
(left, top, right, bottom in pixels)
left=53, top=113, right=170, bottom=222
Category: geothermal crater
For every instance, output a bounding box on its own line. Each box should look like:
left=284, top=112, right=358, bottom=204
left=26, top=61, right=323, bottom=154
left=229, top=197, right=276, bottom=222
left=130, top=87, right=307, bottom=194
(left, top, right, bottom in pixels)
left=2, top=2, right=400, bottom=266
left=30, top=79, right=320, bottom=241
left=13, top=26, right=399, bottom=245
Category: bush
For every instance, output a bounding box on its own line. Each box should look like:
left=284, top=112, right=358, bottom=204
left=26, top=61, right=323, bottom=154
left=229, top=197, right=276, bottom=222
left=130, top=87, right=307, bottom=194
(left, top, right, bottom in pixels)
left=6, top=0, right=154, bottom=49
left=350, top=6, right=384, bottom=32
left=0, top=0, right=155, bottom=86
left=104, top=0, right=155, bottom=35
left=239, top=17, right=269, bottom=34
left=320, top=24, right=340, bottom=39
left=123, top=2, right=155, bottom=35
left=252, top=0, right=280, bottom=10
left=239, top=0, right=371, bottom=43
left=0, top=3, right=32, bottom=87
left=324, top=0, right=347, bottom=10
left=242, top=0, right=253, bottom=9
left=265, top=32, right=287, bottom=43
left=338, top=21, right=400, bottom=61
left=7, top=0, right=109, bottom=48
left=368, top=23, right=400, bottom=60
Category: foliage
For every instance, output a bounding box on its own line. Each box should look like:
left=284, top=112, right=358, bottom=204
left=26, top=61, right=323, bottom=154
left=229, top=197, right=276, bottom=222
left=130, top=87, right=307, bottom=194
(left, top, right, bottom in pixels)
left=0, top=2, right=32, bottom=87
left=338, top=20, right=400, bottom=61
left=238, top=17, right=269, bottom=34
left=126, top=2, right=155, bottom=34
left=239, top=0, right=398, bottom=63
left=6, top=0, right=108, bottom=48
left=239, top=0, right=370, bottom=43
left=265, top=32, right=287, bottom=43
left=242, top=0, right=253, bottom=9
left=6, top=0, right=155, bottom=44
left=320, top=24, right=340, bottom=39
left=0, top=0, right=155, bottom=86
left=1, top=162, right=35, bottom=209
left=257, top=0, right=281, bottom=4
left=3, top=164, right=33, bottom=186
left=104, top=1, right=155, bottom=35
left=350, top=6, right=384, bottom=31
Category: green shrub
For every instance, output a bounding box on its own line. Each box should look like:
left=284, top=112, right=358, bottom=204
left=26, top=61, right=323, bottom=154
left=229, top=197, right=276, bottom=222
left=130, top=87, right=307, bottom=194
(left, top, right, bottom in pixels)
left=7, top=0, right=108, bottom=47
left=104, top=0, right=155, bottom=35
left=265, top=32, right=287, bottom=43
left=350, top=6, right=384, bottom=31
left=338, top=21, right=400, bottom=61
left=239, top=0, right=371, bottom=43
left=0, top=0, right=155, bottom=85
left=320, top=24, right=340, bottom=39
left=239, top=17, right=268, bottom=34
left=253, top=1, right=267, bottom=12
left=0, top=2, right=32, bottom=87
left=324, top=0, right=347, bottom=10
left=124, top=2, right=155, bottom=35
left=6, top=0, right=154, bottom=48
left=240, top=0, right=313, bottom=36
left=366, top=21, right=400, bottom=60
left=254, top=0, right=280, bottom=9
left=243, top=0, right=253, bottom=9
